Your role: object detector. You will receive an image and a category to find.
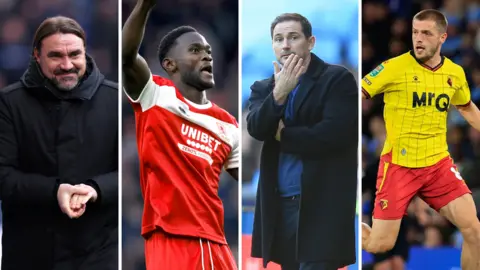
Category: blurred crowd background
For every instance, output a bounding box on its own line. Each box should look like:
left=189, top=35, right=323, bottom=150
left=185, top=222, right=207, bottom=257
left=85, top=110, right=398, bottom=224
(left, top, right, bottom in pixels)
left=0, top=0, right=118, bottom=88
left=362, top=0, right=480, bottom=269
left=240, top=0, right=359, bottom=269
left=0, top=0, right=118, bottom=267
left=121, top=0, right=239, bottom=269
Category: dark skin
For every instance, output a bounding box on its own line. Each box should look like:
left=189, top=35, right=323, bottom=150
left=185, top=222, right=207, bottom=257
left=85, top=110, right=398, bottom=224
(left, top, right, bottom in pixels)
left=122, top=0, right=238, bottom=181
left=162, top=32, right=213, bottom=105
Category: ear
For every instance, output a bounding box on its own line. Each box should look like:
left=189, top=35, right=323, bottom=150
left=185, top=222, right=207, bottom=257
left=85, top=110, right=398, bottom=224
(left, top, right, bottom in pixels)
left=33, top=48, right=40, bottom=62
left=307, top=36, right=316, bottom=51
left=162, top=58, right=177, bottom=73
left=440, top=32, right=448, bottom=44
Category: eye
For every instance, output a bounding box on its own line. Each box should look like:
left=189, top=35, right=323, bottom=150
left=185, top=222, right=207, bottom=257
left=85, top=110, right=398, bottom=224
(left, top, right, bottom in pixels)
left=191, top=48, right=200, bottom=53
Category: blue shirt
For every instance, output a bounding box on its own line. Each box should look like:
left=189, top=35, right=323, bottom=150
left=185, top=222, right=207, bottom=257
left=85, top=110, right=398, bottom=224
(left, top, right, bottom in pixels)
left=276, top=84, right=303, bottom=197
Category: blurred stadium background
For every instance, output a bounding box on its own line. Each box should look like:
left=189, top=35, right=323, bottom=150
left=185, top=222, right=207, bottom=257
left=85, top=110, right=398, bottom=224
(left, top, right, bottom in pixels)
left=241, top=0, right=359, bottom=269
left=0, top=0, right=118, bottom=268
left=362, top=0, right=480, bottom=269
left=121, top=0, right=239, bottom=269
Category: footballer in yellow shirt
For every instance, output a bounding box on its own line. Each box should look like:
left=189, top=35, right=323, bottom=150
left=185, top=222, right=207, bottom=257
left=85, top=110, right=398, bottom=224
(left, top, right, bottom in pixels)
left=361, top=9, right=480, bottom=270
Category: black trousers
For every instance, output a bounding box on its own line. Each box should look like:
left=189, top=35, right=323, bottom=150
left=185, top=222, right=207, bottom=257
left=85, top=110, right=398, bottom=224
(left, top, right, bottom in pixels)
left=274, top=195, right=341, bottom=270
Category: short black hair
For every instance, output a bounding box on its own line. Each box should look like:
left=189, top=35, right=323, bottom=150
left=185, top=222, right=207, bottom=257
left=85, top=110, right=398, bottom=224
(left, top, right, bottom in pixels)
left=157, top=26, right=197, bottom=70
left=270, top=13, right=312, bottom=39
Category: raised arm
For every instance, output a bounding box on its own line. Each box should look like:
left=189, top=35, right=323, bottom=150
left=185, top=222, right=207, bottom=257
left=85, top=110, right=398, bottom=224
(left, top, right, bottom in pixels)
left=122, top=0, right=156, bottom=100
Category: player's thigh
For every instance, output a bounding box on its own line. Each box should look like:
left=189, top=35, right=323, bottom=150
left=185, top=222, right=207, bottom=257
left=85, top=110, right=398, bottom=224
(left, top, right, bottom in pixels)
left=371, top=160, right=417, bottom=245
left=209, top=241, right=237, bottom=270
left=439, top=194, right=478, bottom=231
left=373, top=157, right=420, bottom=221
left=421, top=157, right=474, bottom=226
left=144, top=231, right=205, bottom=270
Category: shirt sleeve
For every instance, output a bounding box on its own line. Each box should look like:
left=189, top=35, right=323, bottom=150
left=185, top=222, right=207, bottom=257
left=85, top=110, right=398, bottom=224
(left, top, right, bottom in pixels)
left=124, top=73, right=163, bottom=112
left=362, top=60, right=396, bottom=99
left=452, top=68, right=471, bottom=107
left=224, top=117, right=239, bottom=170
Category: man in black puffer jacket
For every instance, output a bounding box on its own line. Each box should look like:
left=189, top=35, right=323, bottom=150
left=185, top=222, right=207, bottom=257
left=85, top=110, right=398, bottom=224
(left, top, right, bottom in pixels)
left=0, top=16, right=118, bottom=270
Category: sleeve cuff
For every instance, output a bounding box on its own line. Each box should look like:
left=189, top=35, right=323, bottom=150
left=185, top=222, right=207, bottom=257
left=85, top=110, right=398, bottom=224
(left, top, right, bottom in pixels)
left=362, top=88, right=371, bottom=99
left=456, top=100, right=471, bottom=108
left=53, top=179, right=61, bottom=201
left=85, top=179, right=101, bottom=203
left=271, top=94, right=286, bottom=114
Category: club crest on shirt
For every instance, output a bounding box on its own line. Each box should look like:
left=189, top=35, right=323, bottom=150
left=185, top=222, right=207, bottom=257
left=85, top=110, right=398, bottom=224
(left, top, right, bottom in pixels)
left=178, top=102, right=189, bottom=115
left=369, top=64, right=384, bottom=77
left=380, top=199, right=388, bottom=210
left=216, top=121, right=230, bottom=143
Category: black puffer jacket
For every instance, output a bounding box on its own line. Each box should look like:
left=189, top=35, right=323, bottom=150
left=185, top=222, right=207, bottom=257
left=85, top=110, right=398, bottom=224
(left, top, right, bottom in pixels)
left=0, top=55, right=118, bottom=270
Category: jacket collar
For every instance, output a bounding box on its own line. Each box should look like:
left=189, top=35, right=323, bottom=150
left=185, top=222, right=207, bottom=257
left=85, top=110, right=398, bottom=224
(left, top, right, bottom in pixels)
left=20, top=54, right=104, bottom=100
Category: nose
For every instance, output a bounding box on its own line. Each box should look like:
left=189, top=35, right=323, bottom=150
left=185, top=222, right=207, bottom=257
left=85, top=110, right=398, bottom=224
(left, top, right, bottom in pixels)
left=202, top=52, right=212, bottom=62
left=59, top=56, right=74, bottom=70
left=282, top=39, right=290, bottom=50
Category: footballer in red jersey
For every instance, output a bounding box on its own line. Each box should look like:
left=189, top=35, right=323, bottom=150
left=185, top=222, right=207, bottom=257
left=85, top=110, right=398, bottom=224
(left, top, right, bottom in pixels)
left=122, top=1, right=239, bottom=269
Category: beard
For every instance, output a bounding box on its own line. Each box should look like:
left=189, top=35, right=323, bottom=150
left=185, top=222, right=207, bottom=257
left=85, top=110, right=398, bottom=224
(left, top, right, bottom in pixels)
left=51, top=67, right=82, bottom=91
left=180, top=69, right=214, bottom=91
left=416, top=42, right=441, bottom=63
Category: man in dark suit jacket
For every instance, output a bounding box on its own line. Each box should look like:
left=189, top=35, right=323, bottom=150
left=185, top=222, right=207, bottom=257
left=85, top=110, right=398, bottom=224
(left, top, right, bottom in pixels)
left=247, top=13, right=358, bottom=270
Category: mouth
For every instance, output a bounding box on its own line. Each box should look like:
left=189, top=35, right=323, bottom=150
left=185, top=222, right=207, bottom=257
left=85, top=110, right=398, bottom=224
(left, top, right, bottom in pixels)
left=415, top=46, right=425, bottom=53
left=200, top=65, right=213, bottom=76
left=57, top=73, right=77, bottom=77
left=281, top=53, right=295, bottom=59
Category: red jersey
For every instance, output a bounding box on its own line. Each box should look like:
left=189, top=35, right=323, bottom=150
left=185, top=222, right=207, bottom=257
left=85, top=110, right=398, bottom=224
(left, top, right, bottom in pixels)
left=126, top=74, right=239, bottom=244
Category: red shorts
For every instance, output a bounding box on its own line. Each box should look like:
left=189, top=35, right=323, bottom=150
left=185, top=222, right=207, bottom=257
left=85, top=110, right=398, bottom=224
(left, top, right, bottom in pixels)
left=144, top=229, right=237, bottom=270
left=373, top=153, right=471, bottom=220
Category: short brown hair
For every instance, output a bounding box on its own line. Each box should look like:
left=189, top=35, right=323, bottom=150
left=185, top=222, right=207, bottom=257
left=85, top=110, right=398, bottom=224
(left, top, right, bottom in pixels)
left=413, top=9, right=448, bottom=33
left=270, top=13, right=312, bottom=38
left=33, top=16, right=86, bottom=54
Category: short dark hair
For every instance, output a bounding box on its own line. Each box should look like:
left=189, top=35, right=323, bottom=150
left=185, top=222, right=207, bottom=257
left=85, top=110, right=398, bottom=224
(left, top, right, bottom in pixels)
left=270, top=13, right=312, bottom=38
left=157, top=26, right=197, bottom=70
left=413, top=9, right=448, bottom=33
left=33, top=16, right=86, bottom=54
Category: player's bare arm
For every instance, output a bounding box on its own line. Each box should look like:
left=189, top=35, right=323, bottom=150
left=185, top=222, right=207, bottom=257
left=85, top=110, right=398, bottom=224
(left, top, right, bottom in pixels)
left=122, top=0, right=156, bottom=100
left=226, top=168, right=238, bottom=181
left=456, top=102, right=480, bottom=132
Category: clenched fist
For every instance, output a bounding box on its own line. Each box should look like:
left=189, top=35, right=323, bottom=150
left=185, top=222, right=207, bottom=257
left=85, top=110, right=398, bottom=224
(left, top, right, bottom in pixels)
left=57, top=183, right=98, bottom=219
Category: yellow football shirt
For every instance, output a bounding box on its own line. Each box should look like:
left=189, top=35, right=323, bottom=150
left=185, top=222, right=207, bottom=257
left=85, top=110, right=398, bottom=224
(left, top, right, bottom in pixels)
left=362, top=51, right=471, bottom=168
